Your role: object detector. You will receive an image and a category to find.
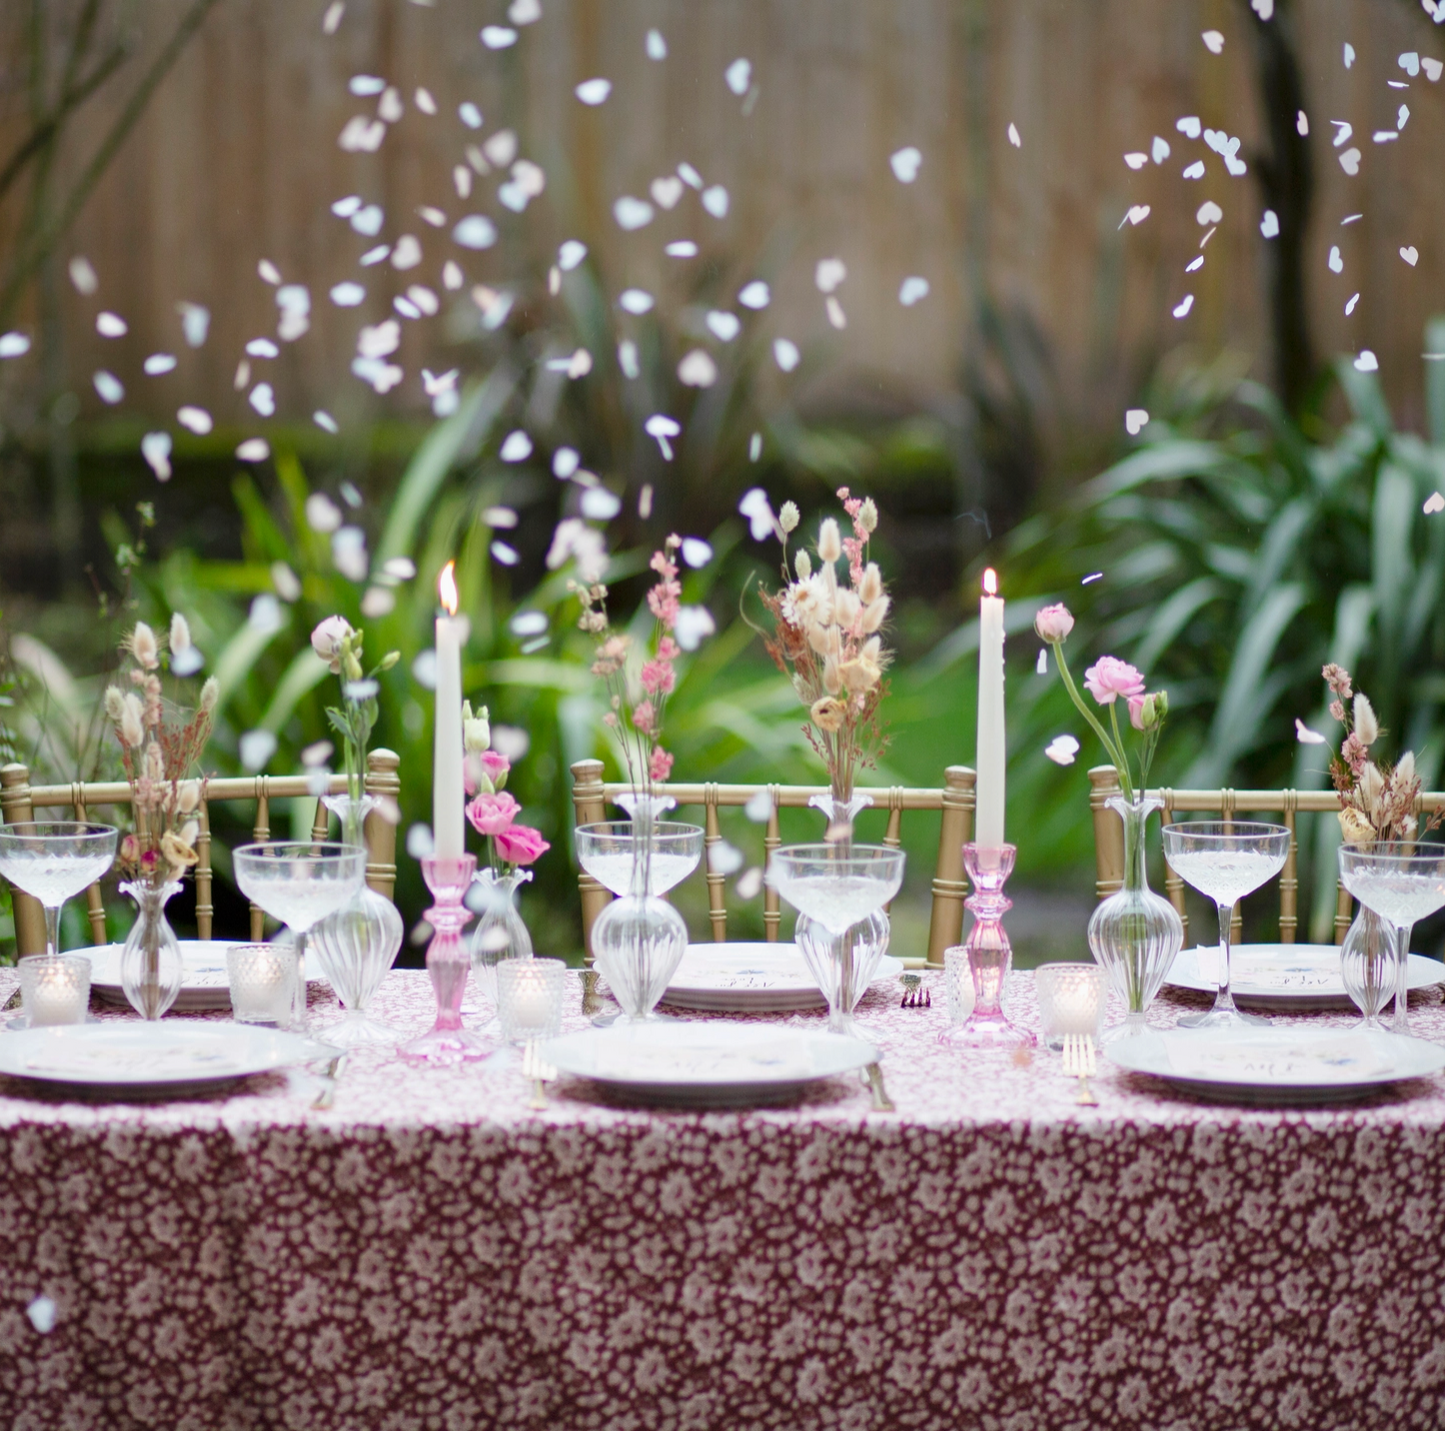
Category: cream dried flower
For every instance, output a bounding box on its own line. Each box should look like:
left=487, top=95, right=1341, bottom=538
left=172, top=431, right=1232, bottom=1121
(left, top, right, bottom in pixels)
left=1357, top=762, right=1385, bottom=819
left=795, top=550, right=812, bottom=581
left=177, top=780, right=201, bottom=814
left=1339, top=806, right=1375, bottom=845
left=129, top=622, right=160, bottom=670
left=817, top=518, right=842, bottom=564
left=119, top=693, right=145, bottom=748
left=861, top=595, right=890, bottom=634
left=104, top=686, right=125, bottom=722
left=170, top=612, right=191, bottom=654
left=810, top=696, right=847, bottom=733
left=1354, top=694, right=1379, bottom=747
left=834, top=589, right=861, bottom=628
left=858, top=498, right=878, bottom=535
left=858, top=562, right=882, bottom=604
left=199, top=676, right=219, bottom=714
left=779, top=501, right=800, bottom=534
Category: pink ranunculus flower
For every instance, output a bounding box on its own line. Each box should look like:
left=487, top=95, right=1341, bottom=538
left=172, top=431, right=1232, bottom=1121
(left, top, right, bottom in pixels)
left=466, top=790, right=521, bottom=837
left=1033, top=603, right=1075, bottom=643
left=479, top=750, right=511, bottom=789
left=1084, top=656, right=1145, bottom=706
left=310, top=615, right=354, bottom=673
left=494, top=824, right=549, bottom=866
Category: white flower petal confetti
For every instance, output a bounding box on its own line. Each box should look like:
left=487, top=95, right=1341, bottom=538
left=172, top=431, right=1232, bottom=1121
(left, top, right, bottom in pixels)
left=566, top=349, right=592, bottom=379
left=677, top=162, right=704, bottom=189
left=1339, top=147, right=1361, bottom=176
left=1402, top=246, right=1419, bottom=266
left=1036, top=649, right=1048, bottom=675
left=647, top=28, right=667, bottom=59
left=558, top=240, right=587, bottom=270
left=575, top=78, right=611, bottom=105
left=0, top=332, right=30, bottom=358
left=774, top=338, right=800, bottom=372
left=1354, top=350, right=1379, bottom=372
left=1125, top=408, right=1149, bottom=435
left=408, top=286, right=439, bottom=316
left=499, top=431, right=533, bottom=463
left=68, top=256, right=98, bottom=294
left=552, top=449, right=580, bottom=479
left=705, top=310, right=741, bottom=341
left=737, top=281, right=770, bottom=310
left=143, top=353, right=176, bottom=377
left=177, top=405, right=212, bottom=435
left=25, top=1295, right=56, bottom=1336
left=1176, top=115, right=1202, bottom=138
left=645, top=414, right=681, bottom=461
left=306, top=492, right=342, bottom=532
left=178, top=303, right=209, bottom=347
left=452, top=216, right=497, bottom=249
left=1202, top=30, right=1224, bottom=53
left=508, top=0, right=541, bottom=22
left=483, top=130, right=517, bottom=166
left=749, top=432, right=762, bottom=461
left=1007, top=123, right=1021, bottom=148
left=350, top=204, right=383, bottom=237
left=243, top=339, right=277, bottom=360
left=613, top=196, right=654, bottom=230
left=1182, top=160, right=1205, bottom=179
left=350, top=75, right=384, bottom=96
left=511, top=611, right=550, bottom=640
left=141, top=432, right=172, bottom=480
left=406, top=822, right=435, bottom=858
left=237, top=438, right=270, bottom=462
left=359, top=245, right=390, bottom=265
left=650, top=175, right=684, bottom=209
left=459, top=102, right=483, bottom=129
left=619, top=289, right=654, bottom=315
left=1330, top=121, right=1352, bottom=149
left=1424, top=492, right=1445, bottom=515
left=240, top=729, right=278, bottom=772
left=1401, top=50, right=1421, bottom=75
left=890, top=146, right=922, bottom=183
left=96, top=312, right=127, bottom=338
left=726, top=58, right=752, bottom=95
left=1425, top=58, right=1444, bottom=82
left=1186, top=256, right=1204, bottom=273
left=93, top=371, right=123, bottom=404
left=258, top=259, right=282, bottom=284
left=1151, top=136, right=1171, bottom=163
left=234, top=359, right=250, bottom=391
left=1124, top=205, right=1150, bottom=227
left=674, top=606, right=717, bottom=656
left=1172, top=294, right=1194, bottom=319
left=417, top=206, right=446, bottom=228
left=1328, top=246, right=1343, bottom=273
left=1260, top=209, right=1280, bottom=238
left=1346, top=293, right=1360, bottom=315
left=681, top=538, right=713, bottom=569
left=358, top=320, right=400, bottom=358
left=330, top=282, right=365, bottom=306
left=415, top=87, right=437, bottom=114
left=391, top=235, right=422, bottom=269
left=701, top=185, right=729, bottom=218
left=491, top=541, right=519, bottom=566
left=899, top=276, right=930, bottom=306
left=1399, top=105, right=1411, bottom=130
left=314, top=410, right=339, bottom=434
left=1196, top=201, right=1222, bottom=226
left=665, top=241, right=698, bottom=258
left=481, top=26, right=517, bottom=49
left=618, top=339, right=640, bottom=378
left=1252, top=0, right=1274, bottom=16
left=332, top=195, right=362, bottom=218
left=1373, top=131, right=1399, bottom=144
left=1123, top=152, right=1148, bottom=170
left=825, top=296, right=846, bottom=329
left=443, top=261, right=463, bottom=290
left=338, top=116, right=385, bottom=152
left=1045, top=735, right=1080, bottom=766
left=815, top=258, right=846, bottom=294
left=677, top=349, right=718, bottom=387
left=1296, top=110, right=1309, bottom=136
left=580, top=487, right=622, bottom=520
left=1295, top=718, right=1327, bottom=744
left=249, top=382, right=276, bottom=417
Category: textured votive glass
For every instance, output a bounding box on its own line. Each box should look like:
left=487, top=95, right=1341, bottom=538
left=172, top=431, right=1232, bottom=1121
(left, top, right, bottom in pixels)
left=1035, top=962, right=1107, bottom=1051
left=496, top=958, right=566, bottom=1045
left=943, top=946, right=976, bottom=1024
left=19, top=954, right=91, bottom=1026
left=227, top=943, right=299, bottom=1026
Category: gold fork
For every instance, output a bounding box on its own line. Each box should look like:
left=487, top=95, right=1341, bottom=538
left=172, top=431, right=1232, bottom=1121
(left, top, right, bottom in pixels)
left=1061, top=1033, right=1099, bottom=1106
left=521, top=1040, right=556, bottom=1111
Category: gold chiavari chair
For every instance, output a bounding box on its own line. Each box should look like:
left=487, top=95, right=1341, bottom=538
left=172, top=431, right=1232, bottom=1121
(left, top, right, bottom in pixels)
left=1087, top=764, right=1445, bottom=945
left=569, top=759, right=977, bottom=970
left=0, top=749, right=401, bottom=956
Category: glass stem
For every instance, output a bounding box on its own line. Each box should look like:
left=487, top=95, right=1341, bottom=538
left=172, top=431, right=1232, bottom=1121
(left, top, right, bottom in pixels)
left=1393, top=923, right=1412, bottom=1034
left=1215, top=900, right=1237, bottom=1014
left=293, top=930, right=308, bottom=1030
left=44, top=903, right=60, bottom=958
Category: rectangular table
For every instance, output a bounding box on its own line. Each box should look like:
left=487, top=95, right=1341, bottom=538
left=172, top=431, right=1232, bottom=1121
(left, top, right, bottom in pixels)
left=1, top=964, right=1443, bottom=1430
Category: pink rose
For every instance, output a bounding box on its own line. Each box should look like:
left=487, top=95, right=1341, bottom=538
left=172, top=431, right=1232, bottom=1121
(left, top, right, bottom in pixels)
left=467, top=791, right=520, bottom=837
left=480, top=750, right=510, bottom=789
left=1128, top=693, right=1146, bottom=730
left=310, top=615, right=354, bottom=673
left=1033, top=603, right=1075, bottom=643
left=494, top=824, right=549, bottom=866
left=1083, top=656, right=1145, bottom=706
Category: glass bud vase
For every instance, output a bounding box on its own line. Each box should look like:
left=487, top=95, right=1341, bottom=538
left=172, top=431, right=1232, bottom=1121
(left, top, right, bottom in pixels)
left=310, top=794, right=404, bottom=1048
left=1340, top=902, right=1395, bottom=1029
left=592, top=791, right=687, bottom=1020
left=468, top=867, right=534, bottom=1007
left=119, top=878, right=185, bottom=1020
left=1086, top=793, right=1184, bottom=1039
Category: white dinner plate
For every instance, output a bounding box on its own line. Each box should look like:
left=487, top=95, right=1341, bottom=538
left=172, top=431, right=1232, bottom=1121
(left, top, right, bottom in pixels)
left=541, top=1021, right=878, bottom=1106
left=80, top=941, right=324, bottom=1011
left=660, top=943, right=906, bottom=1012
left=1106, top=1025, right=1445, bottom=1105
left=1165, top=943, right=1444, bottom=1011
left=0, top=1022, right=338, bottom=1099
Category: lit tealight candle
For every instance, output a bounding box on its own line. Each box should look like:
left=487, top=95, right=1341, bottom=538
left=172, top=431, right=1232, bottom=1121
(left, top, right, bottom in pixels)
left=21, top=955, right=90, bottom=1026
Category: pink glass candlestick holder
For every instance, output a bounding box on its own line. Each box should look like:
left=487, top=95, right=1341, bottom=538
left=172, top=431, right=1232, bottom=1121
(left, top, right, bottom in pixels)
left=938, top=843, right=1036, bottom=1049
left=400, top=853, right=492, bottom=1065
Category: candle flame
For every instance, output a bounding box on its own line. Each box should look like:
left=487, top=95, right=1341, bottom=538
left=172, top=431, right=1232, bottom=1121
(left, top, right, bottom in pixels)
left=983, top=568, right=998, bottom=596
left=438, top=560, right=458, bottom=615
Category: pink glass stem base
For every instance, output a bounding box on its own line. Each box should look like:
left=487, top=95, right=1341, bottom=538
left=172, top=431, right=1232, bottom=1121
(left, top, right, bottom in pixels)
left=401, top=853, right=492, bottom=1066
left=939, top=842, right=1036, bottom=1050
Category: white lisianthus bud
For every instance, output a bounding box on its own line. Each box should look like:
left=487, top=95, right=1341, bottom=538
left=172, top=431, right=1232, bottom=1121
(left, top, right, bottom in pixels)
left=169, top=613, right=192, bottom=654
left=779, top=501, right=800, bottom=534
left=463, top=699, right=491, bottom=754
left=816, top=518, right=842, bottom=564
left=858, top=563, right=882, bottom=605
left=1354, top=694, right=1379, bottom=747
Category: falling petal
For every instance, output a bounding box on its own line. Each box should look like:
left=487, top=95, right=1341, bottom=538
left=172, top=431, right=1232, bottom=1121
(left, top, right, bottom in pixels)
left=1296, top=111, right=1309, bottom=136
left=1201, top=29, right=1224, bottom=53
left=1401, top=246, right=1419, bottom=266
left=646, top=29, right=667, bottom=59
left=898, top=276, right=930, bottom=306
left=1185, top=255, right=1203, bottom=272
left=452, top=216, right=497, bottom=250
left=0, top=333, right=31, bottom=358
left=491, top=541, right=520, bottom=565
left=644, top=414, right=681, bottom=461
left=93, top=371, right=124, bottom=404
left=1036, top=649, right=1048, bottom=675
left=825, top=296, right=846, bottom=329
left=701, top=185, right=729, bottom=218
left=705, top=311, right=740, bottom=341
left=749, top=432, right=762, bottom=461
left=359, top=245, right=390, bottom=265
left=258, top=258, right=282, bottom=284
left=459, top=102, right=483, bottom=129
left=240, top=730, right=279, bottom=772
left=331, top=282, right=365, bottom=307
left=580, top=487, right=622, bottom=520
left=499, top=430, right=533, bottom=462
left=815, top=258, right=846, bottom=293
left=1260, top=209, right=1280, bottom=238
left=1007, top=123, right=1021, bottom=148
left=508, top=0, right=541, bottom=21
left=1196, top=201, right=1223, bottom=225
left=96, top=312, right=127, bottom=338
left=1151, top=136, right=1171, bottom=163
left=1354, top=350, right=1379, bottom=372
left=677, top=162, right=703, bottom=189
left=774, top=338, right=800, bottom=372
left=1125, top=408, right=1149, bottom=435
left=234, top=359, right=250, bottom=391
left=1172, top=294, right=1194, bottom=319
left=245, top=338, right=278, bottom=359
left=236, top=438, right=270, bottom=461
left=1123, top=152, right=1148, bottom=170
left=392, top=235, right=422, bottom=269
left=141, top=432, right=172, bottom=481
left=681, top=537, right=712, bottom=568
left=249, top=383, right=276, bottom=417
left=349, top=75, right=385, bottom=96
left=483, top=130, right=517, bottom=166
left=415, top=87, right=437, bottom=114
left=889, top=146, right=922, bottom=183
left=178, top=302, right=209, bottom=347
left=1182, top=160, right=1205, bottom=179
left=417, top=206, right=447, bottom=228
left=1295, top=719, right=1327, bottom=745
left=314, top=410, right=339, bottom=433
left=1424, top=492, right=1445, bottom=514
left=1176, top=115, right=1202, bottom=138
left=1328, top=246, right=1343, bottom=273
left=1345, top=293, right=1360, bottom=315
left=575, top=78, right=611, bottom=104
left=677, top=349, right=718, bottom=387
left=68, top=256, right=98, bottom=294
left=613, top=196, right=654, bottom=230
left=619, top=289, right=654, bottom=315
left=1400, top=50, right=1421, bottom=75
left=725, top=58, right=752, bottom=95
left=665, top=241, right=698, bottom=258
left=177, top=405, right=213, bottom=435
left=738, top=281, right=770, bottom=309
left=1044, top=735, right=1080, bottom=766
left=480, top=26, right=517, bottom=48
left=558, top=240, right=587, bottom=270
left=650, top=176, right=684, bottom=209
left=443, top=261, right=463, bottom=290
left=618, top=339, right=640, bottom=379
left=1339, top=147, right=1361, bottom=176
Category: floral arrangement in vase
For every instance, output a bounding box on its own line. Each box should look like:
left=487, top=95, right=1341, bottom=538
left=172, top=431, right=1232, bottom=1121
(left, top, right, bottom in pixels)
left=102, top=616, right=218, bottom=1018
left=464, top=700, right=550, bottom=990
left=1033, top=603, right=1181, bottom=1032
left=747, top=487, right=891, bottom=834
left=310, top=614, right=399, bottom=827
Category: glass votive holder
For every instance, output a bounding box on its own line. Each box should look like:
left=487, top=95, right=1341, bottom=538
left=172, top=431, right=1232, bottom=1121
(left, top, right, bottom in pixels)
left=1035, top=962, right=1106, bottom=1051
left=19, top=954, right=92, bottom=1026
left=943, top=946, right=976, bottom=1025
left=497, top=958, right=566, bottom=1045
left=227, top=943, right=299, bottom=1026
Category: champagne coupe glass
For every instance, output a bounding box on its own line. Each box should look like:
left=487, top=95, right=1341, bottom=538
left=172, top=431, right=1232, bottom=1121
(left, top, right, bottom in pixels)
left=0, top=822, right=118, bottom=959
left=767, top=844, right=906, bottom=1037
left=1161, top=821, right=1291, bottom=1030
left=233, top=841, right=368, bottom=1029
left=575, top=822, right=704, bottom=897
left=1338, top=842, right=1445, bottom=1036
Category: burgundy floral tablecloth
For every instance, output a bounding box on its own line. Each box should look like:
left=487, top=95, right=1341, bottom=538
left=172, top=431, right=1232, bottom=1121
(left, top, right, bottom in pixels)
left=2, top=962, right=1445, bottom=1430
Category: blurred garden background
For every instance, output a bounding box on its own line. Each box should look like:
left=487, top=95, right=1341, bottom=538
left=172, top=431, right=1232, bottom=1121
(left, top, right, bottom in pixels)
left=2, top=0, right=1445, bottom=962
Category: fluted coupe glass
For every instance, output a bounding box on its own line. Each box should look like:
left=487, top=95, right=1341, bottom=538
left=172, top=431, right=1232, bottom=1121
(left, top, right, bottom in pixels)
left=1338, top=841, right=1445, bottom=1036
left=1161, top=820, right=1290, bottom=1031
left=768, top=843, right=905, bottom=1036
left=0, top=822, right=117, bottom=960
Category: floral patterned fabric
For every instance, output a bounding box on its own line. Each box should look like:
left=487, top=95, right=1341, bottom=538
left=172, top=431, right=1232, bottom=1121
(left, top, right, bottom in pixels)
left=1, top=963, right=1445, bottom=1430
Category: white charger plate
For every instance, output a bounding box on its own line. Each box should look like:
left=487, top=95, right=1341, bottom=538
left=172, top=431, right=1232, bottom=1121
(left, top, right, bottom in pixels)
left=660, top=943, right=905, bottom=1012
left=1107, top=1025, right=1445, bottom=1105
left=541, top=1021, right=877, bottom=1106
left=1165, top=943, right=1443, bottom=1010
left=79, top=941, right=324, bottom=1012
left=0, top=1022, right=338, bottom=1099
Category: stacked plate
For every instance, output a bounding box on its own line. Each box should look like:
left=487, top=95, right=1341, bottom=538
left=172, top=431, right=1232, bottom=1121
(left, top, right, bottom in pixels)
left=1165, top=943, right=1443, bottom=1012
left=660, top=942, right=904, bottom=1013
